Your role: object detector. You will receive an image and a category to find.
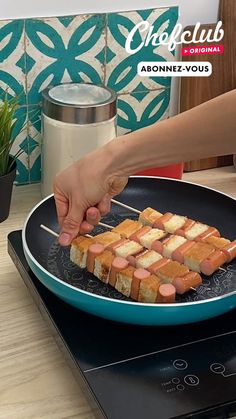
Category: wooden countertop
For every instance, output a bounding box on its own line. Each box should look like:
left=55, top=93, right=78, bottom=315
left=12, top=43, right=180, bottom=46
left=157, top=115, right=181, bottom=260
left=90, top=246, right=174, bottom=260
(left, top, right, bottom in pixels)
left=1, top=166, right=236, bottom=419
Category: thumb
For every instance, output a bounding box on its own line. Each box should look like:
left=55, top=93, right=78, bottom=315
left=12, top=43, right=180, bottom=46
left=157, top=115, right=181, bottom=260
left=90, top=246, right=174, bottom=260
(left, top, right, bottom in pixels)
left=59, top=200, right=83, bottom=246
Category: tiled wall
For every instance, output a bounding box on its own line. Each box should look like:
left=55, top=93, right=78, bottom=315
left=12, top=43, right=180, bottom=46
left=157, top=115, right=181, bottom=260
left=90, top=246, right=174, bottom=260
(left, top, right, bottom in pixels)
left=0, top=7, right=178, bottom=184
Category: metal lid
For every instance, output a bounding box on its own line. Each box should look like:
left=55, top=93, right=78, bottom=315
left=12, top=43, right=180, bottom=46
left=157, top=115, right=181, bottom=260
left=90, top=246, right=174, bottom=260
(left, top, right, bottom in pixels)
left=42, top=83, right=117, bottom=124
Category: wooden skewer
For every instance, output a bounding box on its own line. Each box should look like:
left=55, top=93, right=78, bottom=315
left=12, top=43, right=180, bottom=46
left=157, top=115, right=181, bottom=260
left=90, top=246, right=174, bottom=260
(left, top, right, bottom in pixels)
left=40, top=224, right=59, bottom=238
left=219, top=267, right=227, bottom=272
left=111, top=198, right=141, bottom=214
left=40, top=225, right=198, bottom=293
left=40, top=224, right=92, bottom=238
left=98, top=222, right=113, bottom=230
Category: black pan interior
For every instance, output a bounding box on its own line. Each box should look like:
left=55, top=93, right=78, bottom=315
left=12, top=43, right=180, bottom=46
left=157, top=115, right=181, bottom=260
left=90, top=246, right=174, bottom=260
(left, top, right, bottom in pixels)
left=25, top=177, right=236, bottom=303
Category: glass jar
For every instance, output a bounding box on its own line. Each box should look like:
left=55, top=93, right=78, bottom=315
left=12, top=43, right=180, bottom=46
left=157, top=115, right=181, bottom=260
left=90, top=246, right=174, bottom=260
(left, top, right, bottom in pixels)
left=41, top=83, right=117, bottom=197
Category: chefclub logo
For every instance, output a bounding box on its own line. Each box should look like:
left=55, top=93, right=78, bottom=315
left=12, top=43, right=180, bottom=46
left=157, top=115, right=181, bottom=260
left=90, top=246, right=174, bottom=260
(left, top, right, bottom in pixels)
left=125, top=20, right=224, bottom=56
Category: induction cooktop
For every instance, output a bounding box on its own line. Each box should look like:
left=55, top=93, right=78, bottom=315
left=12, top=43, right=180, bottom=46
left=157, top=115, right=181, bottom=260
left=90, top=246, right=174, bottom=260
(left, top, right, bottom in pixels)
left=8, top=230, right=236, bottom=419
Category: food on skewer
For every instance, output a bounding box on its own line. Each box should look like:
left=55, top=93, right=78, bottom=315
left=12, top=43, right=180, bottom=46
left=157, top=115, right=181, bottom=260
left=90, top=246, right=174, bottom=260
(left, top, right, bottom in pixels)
left=138, top=208, right=220, bottom=241
left=112, top=219, right=142, bottom=238
left=70, top=231, right=203, bottom=302
left=138, top=207, right=163, bottom=226
left=112, top=217, right=229, bottom=276
left=70, top=236, right=94, bottom=269
left=203, top=236, right=236, bottom=262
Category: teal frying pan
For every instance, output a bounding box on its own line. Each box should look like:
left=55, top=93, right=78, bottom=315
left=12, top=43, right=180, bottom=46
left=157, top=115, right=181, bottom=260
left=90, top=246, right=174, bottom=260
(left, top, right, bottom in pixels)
left=22, top=177, right=236, bottom=326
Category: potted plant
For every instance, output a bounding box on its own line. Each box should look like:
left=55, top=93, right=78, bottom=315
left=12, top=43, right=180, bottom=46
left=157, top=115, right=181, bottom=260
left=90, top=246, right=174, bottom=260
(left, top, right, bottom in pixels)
left=0, top=96, right=22, bottom=223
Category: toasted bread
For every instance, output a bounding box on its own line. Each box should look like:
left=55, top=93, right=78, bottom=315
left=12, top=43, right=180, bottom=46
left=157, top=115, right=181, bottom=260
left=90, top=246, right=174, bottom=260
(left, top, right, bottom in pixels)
left=139, top=228, right=167, bottom=249
left=204, top=236, right=230, bottom=249
left=157, top=261, right=189, bottom=282
left=115, top=266, right=135, bottom=297
left=164, top=214, right=187, bottom=233
left=70, top=237, right=94, bottom=268
left=138, top=207, right=163, bottom=226
left=112, top=219, right=142, bottom=238
left=115, top=240, right=143, bottom=258
left=94, top=231, right=121, bottom=247
left=93, top=250, right=114, bottom=283
left=136, top=250, right=162, bottom=269
left=162, top=235, right=187, bottom=259
left=184, top=242, right=215, bottom=272
left=138, top=275, right=161, bottom=303
left=185, top=222, right=209, bottom=240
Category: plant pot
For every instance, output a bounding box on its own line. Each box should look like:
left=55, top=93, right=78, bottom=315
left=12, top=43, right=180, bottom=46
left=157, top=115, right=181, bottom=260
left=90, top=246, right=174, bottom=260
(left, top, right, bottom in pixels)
left=0, top=158, right=17, bottom=223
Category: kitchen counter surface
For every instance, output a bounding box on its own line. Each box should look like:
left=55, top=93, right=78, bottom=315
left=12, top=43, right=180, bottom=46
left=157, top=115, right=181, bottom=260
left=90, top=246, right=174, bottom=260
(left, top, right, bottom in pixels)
left=1, top=166, right=236, bottom=419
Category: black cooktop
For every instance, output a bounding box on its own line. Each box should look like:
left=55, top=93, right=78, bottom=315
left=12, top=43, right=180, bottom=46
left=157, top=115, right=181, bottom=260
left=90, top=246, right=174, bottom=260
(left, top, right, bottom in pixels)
left=8, top=230, right=236, bottom=419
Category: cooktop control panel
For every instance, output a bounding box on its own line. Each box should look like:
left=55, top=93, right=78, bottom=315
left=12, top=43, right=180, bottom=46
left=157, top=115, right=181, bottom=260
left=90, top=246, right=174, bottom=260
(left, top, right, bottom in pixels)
left=85, top=331, right=236, bottom=418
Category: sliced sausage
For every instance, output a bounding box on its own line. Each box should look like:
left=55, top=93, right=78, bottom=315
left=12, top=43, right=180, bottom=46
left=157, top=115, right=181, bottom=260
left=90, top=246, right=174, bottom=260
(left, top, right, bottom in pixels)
left=153, top=212, right=173, bottom=229
left=157, top=284, right=176, bottom=303
left=87, top=243, right=105, bottom=273
left=130, top=268, right=150, bottom=301
left=129, top=226, right=152, bottom=243
left=107, top=238, right=127, bottom=253
left=172, top=272, right=202, bottom=294
left=109, top=257, right=129, bottom=286
left=200, top=250, right=227, bottom=275
left=195, top=227, right=220, bottom=242
left=222, top=240, right=236, bottom=262
left=172, top=240, right=195, bottom=264
left=127, top=249, right=148, bottom=267
left=151, top=235, right=170, bottom=254
left=175, top=219, right=195, bottom=236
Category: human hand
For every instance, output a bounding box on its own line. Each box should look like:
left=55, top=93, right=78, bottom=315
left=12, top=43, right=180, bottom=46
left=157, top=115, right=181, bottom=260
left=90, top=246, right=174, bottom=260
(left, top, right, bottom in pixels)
left=53, top=151, right=128, bottom=246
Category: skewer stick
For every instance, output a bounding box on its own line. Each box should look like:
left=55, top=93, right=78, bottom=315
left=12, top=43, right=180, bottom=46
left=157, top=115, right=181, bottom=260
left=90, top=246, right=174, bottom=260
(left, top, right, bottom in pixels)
left=40, top=224, right=92, bottom=238
left=219, top=267, right=227, bottom=272
left=111, top=198, right=141, bottom=214
left=98, top=222, right=113, bottom=230
left=40, top=224, right=59, bottom=238
left=40, top=225, right=198, bottom=293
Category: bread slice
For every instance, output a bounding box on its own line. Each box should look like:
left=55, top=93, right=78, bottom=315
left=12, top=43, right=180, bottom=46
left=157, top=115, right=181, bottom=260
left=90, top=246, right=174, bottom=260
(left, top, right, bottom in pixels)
left=115, top=240, right=143, bottom=258
left=115, top=266, right=135, bottom=297
left=136, top=250, right=162, bottom=269
left=93, top=250, right=114, bottom=283
left=185, top=222, right=209, bottom=240
left=112, top=219, right=142, bottom=238
left=204, top=236, right=230, bottom=249
left=162, top=235, right=187, bottom=259
left=70, top=237, right=94, bottom=268
left=138, top=275, right=161, bottom=303
left=164, top=214, right=187, bottom=233
left=184, top=242, right=215, bottom=272
left=138, top=207, right=163, bottom=226
left=157, top=261, right=189, bottom=282
left=139, top=228, right=167, bottom=249
left=94, top=231, right=121, bottom=247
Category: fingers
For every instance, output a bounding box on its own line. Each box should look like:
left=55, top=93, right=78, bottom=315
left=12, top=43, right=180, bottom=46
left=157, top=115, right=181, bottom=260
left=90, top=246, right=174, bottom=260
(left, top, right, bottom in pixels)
left=54, top=195, right=69, bottom=228
left=58, top=199, right=83, bottom=246
left=86, top=207, right=101, bottom=225
left=97, top=193, right=111, bottom=216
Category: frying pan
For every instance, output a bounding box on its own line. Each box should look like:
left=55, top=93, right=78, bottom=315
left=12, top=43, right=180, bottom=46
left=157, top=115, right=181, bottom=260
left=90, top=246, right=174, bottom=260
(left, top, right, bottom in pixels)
left=22, top=177, right=236, bottom=326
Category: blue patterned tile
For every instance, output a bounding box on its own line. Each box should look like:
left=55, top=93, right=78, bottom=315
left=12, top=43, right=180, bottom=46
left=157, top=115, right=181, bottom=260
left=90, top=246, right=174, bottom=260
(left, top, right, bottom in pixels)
left=106, top=7, right=178, bottom=94
left=28, top=105, right=42, bottom=182
left=0, top=19, right=26, bottom=105
left=25, top=14, right=106, bottom=105
left=117, top=89, right=170, bottom=135
left=9, top=107, right=29, bottom=184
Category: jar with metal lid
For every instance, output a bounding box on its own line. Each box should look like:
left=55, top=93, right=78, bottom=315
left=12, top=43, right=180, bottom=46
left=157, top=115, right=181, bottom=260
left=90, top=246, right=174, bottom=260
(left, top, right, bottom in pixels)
left=41, top=83, right=117, bottom=197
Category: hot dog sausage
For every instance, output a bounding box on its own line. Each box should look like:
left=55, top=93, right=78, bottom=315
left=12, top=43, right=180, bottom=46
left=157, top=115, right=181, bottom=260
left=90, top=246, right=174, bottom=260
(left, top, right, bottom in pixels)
left=172, top=272, right=202, bottom=294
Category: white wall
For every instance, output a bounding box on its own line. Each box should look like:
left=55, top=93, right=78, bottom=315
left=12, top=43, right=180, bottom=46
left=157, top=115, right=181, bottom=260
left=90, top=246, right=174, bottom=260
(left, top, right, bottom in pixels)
left=1, top=0, right=220, bottom=24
